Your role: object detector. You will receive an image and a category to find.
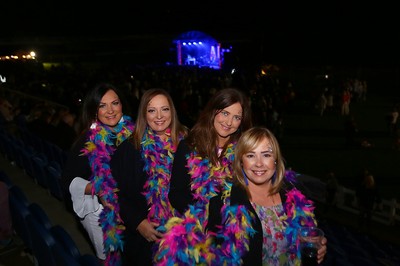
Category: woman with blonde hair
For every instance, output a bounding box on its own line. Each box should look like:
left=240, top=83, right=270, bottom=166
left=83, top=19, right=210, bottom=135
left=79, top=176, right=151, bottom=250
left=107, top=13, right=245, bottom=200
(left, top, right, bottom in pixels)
left=207, top=127, right=327, bottom=265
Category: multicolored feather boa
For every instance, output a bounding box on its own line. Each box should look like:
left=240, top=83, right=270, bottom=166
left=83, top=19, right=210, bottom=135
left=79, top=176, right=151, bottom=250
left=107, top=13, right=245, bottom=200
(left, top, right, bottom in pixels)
left=280, top=170, right=317, bottom=259
left=154, top=169, right=317, bottom=265
left=141, top=127, right=185, bottom=225
left=154, top=143, right=238, bottom=265
left=81, top=115, right=134, bottom=266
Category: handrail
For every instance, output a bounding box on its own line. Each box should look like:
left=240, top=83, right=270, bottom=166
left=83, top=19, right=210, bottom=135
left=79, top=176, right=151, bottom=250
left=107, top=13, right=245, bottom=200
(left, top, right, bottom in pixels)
left=298, top=174, right=399, bottom=226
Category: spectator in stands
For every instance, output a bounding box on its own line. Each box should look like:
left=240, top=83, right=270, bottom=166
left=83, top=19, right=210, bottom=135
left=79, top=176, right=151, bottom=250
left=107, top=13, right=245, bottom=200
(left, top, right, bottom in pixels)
left=0, top=181, right=13, bottom=248
left=316, top=91, right=327, bottom=116
left=0, top=96, right=14, bottom=124
left=356, top=173, right=379, bottom=230
left=388, top=105, right=399, bottom=137
left=344, top=115, right=358, bottom=148
left=341, top=88, right=351, bottom=116
left=54, top=111, right=78, bottom=151
left=26, top=105, right=57, bottom=144
left=62, top=83, right=135, bottom=265
left=325, top=88, right=335, bottom=114
left=324, top=170, right=339, bottom=214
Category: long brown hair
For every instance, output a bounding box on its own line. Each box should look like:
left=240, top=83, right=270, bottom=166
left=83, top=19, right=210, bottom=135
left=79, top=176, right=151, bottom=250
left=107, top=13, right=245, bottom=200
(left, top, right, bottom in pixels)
left=186, top=88, right=252, bottom=165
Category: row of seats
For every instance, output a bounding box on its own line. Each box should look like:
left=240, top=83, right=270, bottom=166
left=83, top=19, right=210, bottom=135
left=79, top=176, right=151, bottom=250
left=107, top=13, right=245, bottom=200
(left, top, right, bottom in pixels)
left=0, top=127, right=66, bottom=201
left=1, top=171, right=100, bottom=266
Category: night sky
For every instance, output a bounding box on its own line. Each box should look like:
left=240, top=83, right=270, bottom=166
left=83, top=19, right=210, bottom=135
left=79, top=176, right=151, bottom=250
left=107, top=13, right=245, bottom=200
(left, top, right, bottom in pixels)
left=1, top=2, right=399, bottom=66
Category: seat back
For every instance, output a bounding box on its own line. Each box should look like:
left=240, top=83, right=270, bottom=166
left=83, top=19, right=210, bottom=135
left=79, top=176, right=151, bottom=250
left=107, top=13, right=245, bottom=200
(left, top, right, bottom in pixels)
left=0, top=171, right=13, bottom=188
left=9, top=185, right=29, bottom=206
left=46, top=162, right=64, bottom=201
left=78, top=254, right=102, bottom=266
left=50, top=225, right=81, bottom=259
left=26, top=214, right=57, bottom=266
left=31, top=154, right=49, bottom=188
left=52, top=244, right=81, bottom=266
left=28, top=203, right=52, bottom=230
left=9, top=192, right=32, bottom=251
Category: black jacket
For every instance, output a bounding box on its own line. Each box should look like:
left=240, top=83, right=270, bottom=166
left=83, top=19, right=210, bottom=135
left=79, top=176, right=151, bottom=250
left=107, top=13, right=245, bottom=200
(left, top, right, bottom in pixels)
left=168, top=139, right=194, bottom=214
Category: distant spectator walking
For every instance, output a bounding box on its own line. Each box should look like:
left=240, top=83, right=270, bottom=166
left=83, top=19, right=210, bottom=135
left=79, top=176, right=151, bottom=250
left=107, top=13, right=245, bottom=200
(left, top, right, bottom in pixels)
left=387, top=105, right=399, bottom=137
left=356, top=174, right=379, bottom=230
left=326, top=89, right=335, bottom=114
left=316, top=91, right=327, bottom=116
left=341, top=88, right=351, bottom=116
left=344, top=115, right=358, bottom=148
left=324, top=171, right=339, bottom=214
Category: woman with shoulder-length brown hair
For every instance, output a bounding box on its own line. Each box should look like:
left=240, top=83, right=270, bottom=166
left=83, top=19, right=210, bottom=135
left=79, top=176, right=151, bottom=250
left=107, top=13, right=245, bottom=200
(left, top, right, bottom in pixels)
left=154, top=88, right=252, bottom=265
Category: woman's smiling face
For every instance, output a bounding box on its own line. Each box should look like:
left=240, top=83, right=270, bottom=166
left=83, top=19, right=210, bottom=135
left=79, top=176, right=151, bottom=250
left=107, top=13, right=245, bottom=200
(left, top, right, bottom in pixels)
left=97, top=89, right=123, bottom=128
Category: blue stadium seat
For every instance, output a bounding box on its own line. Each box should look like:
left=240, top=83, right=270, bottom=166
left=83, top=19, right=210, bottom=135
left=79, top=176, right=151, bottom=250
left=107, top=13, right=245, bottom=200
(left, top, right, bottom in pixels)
left=50, top=225, right=81, bottom=259
left=52, top=244, right=81, bottom=266
left=26, top=214, right=57, bottom=266
left=78, top=254, right=102, bottom=266
left=19, top=144, right=36, bottom=178
left=28, top=203, right=52, bottom=230
left=0, top=170, right=13, bottom=188
left=51, top=224, right=101, bottom=266
left=9, top=188, right=32, bottom=252
left=31, top=153, right=49, bottom=189
left=46, top=161, right=64, bottom=201
left=9, top=185, right=29, bottom=206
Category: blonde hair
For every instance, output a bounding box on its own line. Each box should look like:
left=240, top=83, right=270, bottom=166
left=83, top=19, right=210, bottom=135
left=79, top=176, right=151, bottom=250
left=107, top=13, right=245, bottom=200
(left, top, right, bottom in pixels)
left=233, top=127, right=286, bottom=197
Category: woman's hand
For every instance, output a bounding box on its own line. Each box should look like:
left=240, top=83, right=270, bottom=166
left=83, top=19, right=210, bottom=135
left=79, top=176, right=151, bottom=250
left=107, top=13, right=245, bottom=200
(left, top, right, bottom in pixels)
left=137, top=219, right=163, bottom=242
left=317, top=236, right=328, bottom=264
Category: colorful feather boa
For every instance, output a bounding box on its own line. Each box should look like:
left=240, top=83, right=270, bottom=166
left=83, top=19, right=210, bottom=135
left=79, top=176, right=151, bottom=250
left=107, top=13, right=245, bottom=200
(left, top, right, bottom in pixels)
left=81, top=115, right=134, bottom=266
left=187, top=143, right=235, bottom=225
left=281, top=171, right=317, bottom=258
left=141, top=127, right=185, bottom=225
left=154, top=143, right=238, bottom=265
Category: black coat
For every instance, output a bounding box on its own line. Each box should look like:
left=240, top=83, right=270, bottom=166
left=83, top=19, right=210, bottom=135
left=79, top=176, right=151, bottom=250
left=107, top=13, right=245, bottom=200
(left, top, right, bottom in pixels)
left=112, top=140, right=153, bottom=266
left=168, top=139, right=194, bottom=214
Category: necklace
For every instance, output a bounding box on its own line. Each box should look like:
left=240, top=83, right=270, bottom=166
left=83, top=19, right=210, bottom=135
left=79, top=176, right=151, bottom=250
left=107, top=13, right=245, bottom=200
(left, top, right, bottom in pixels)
left=81, top=115, right=134, bottom=266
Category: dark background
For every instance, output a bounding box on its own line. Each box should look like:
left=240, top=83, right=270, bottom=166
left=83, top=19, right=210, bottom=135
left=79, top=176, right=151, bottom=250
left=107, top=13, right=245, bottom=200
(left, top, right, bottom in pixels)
left=1, top=1, right=399, bottom=67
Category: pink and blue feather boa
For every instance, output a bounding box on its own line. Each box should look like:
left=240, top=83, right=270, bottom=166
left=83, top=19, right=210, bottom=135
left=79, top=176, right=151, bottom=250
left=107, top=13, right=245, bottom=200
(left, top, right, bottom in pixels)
left=154, top=143, right=239, bottom=265
left=81, top=115, right=134, bottom=266
left=141, top=127, right=185, bottom=225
